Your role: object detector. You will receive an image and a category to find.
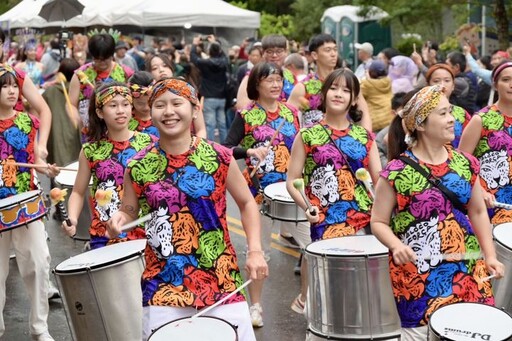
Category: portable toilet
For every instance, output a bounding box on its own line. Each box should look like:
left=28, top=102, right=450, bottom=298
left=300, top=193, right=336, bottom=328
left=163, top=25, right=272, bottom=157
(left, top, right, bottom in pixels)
left=321, top=5, right=391, bottom=70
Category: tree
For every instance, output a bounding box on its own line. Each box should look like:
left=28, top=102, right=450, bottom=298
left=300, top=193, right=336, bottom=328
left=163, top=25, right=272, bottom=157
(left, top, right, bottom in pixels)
left=494, top=0, right=510, bottom=50
left=290, top=0, right=345, bottom=42
left=0, top=0, right=21, bottom=17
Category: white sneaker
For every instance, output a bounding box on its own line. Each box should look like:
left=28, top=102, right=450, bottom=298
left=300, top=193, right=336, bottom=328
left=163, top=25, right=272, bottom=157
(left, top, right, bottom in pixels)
left=31, top=330, right=55, bottom=341
left=249, top=303, right=264, bottom=327
left=48, top=282, right=60, bottom=300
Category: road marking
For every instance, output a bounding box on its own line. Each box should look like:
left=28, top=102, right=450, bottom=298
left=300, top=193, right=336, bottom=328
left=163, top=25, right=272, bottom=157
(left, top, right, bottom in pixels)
left=227, top=216, right=301, bottom=258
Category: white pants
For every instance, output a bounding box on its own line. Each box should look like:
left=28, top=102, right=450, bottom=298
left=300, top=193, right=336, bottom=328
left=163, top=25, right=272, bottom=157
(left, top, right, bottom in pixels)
left=142, top=302, right=256, bottom=341
left=260, top=215, right=311, bottom=254
left=0, top=220, right=51, bottom=336
left=401, top=326, right=428, bottom=340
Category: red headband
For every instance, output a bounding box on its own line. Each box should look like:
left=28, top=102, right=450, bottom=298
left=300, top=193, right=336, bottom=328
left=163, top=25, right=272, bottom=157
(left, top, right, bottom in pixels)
left=492, top=62, right=512, bottom=84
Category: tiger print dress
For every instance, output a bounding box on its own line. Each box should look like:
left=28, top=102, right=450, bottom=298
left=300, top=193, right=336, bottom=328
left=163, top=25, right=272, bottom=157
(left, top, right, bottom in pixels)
left=381, top=148, right=494, bottom=328
left=471, top=104, right=512, bottom=225
left=126, top=138, right=246, bottom=309
left=301, top=121, right=374, bottom=241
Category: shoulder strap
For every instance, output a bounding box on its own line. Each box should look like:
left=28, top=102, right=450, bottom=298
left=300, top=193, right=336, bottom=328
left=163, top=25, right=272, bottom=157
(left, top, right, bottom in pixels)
left=398, top=156, right=468, bottom=214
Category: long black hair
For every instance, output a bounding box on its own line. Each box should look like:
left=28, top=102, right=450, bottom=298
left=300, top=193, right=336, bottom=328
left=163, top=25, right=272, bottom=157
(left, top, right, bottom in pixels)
left=387, top=89, right=420, bottom=161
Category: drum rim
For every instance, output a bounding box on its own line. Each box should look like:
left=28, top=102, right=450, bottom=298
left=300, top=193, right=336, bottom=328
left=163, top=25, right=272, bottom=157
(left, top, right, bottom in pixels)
left=148, top=315, right=237, bottom=339
left=305, top=236, right=388, bottom=257
left=0, top=190, right=42, bottom=207
left=429, top=302, right=512, bottom=339
left=55, top=240, right=146, bottom=273
left=307, top=327, right=401, bottom=340
left=493, top=224, right=512, bottom=251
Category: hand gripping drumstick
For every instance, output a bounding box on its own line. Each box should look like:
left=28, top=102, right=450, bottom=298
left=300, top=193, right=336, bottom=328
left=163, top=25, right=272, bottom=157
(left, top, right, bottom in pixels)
left=119, top=213, right=152, bottom=232
left=77, top=70, right=95, bottom=89
left=191, top=279, right=252, bottom=319
left=355, top=168, right=375, bottom=199
left=494, top=201, right=512, bottom=210
left=56, top=72, right=79, bottom=129
left=249, top=119, right=286, bottom=178
left=292, top=178, right=317, bottom=216
left=49, top=188, right=72, bottom=226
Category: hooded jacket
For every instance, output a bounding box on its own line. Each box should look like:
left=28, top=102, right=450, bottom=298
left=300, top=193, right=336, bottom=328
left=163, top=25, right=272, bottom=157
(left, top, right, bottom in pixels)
left=361, top=76, right=393, bottom=131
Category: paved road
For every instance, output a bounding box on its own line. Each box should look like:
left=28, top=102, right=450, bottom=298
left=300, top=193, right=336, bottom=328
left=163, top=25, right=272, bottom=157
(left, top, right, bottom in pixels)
left=1, top=176, right=308, bottom=341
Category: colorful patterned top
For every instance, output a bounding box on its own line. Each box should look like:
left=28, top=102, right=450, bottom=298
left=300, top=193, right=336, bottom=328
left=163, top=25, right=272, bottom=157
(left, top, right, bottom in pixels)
left=300, top=73, right=324, bottom=127
left=0, top=112, right=38, bottom=199
left=301, top=121, right=374, bottom=240
left=451, top=105, right=471, bottom=149
left=239, top=102, right=300, bottom=198
left=128, top=116, right=160, bottom=138
left=83, top=131, right=155, bottom=249
left=75, top=62, right=134, bottom=127
left=127, top=138, right=246, bottom=309
left=279, top=68, right=296, bottom=102
left=472, top=104, right=512, bottom=224
left=381, top=148, right=494, bottom=328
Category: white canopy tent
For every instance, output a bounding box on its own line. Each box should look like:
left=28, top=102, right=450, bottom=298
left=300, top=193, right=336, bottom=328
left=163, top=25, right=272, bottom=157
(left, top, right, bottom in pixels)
left=0, top=0, right=260, bottom=29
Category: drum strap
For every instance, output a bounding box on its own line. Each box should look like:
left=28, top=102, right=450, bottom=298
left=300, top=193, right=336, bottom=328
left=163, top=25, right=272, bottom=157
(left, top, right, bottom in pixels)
left=398, top=156, right=468, bottom=214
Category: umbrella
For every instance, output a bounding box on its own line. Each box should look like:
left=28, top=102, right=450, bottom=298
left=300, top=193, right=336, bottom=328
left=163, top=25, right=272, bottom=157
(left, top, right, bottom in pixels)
left=38, top=0, right=85, bottom=22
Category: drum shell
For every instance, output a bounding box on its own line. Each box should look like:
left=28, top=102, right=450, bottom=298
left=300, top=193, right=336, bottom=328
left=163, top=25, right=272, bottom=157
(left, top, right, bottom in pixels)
left=262, top=183, right=306, bottom=222
left=55, top=162, right=92, bottom=241
left=305, top=241, right=400, bottom=339
left=54, top=246, right=144, bottom=341
left=493, top=223, right=512, bottom=314
left=0, top=191, right=47, bottom=231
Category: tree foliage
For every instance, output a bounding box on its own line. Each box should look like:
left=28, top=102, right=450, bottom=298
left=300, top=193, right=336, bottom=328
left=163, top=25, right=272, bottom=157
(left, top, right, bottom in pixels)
left=259, top=13, right=295, bottom=38
left=0, top=0, right=21, bottom=17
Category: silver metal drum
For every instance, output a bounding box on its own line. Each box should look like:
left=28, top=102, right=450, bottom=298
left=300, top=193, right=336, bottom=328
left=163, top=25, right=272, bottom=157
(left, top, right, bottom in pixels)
left=262, top=182, right=306, bottom=222
left=305, top=236, right=400, bottom=340
left=148, top=316, right=238, bottom=341
left=428, top=302, right=512, bottom=340
left=55, top=161, right=93, bottom=241
left=493, top=223, right=512, bottom=314
left=54, top=239, right=146, bottom=341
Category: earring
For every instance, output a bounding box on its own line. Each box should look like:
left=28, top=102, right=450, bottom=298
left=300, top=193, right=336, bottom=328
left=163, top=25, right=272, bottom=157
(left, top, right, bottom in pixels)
left=404, top=133, right=413, bottom=146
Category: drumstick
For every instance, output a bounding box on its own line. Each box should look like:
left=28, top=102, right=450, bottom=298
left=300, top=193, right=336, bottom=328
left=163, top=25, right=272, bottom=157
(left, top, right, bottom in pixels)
left=249, top=118, right=286, bottom=178
left=423, top=251, right=482, bottom=261
left=77, top=70, right=95, bottom=89
left=494, top=201, right=512, bottom=210
left=50, top=187, right=72, bottom=227
left=292, top=178, right=316, bottom=216
left=120, top=213, right=152, bottom=232
left=10, top=162, right=78, bottom=172
left=56, top=72, right=79, bottom=129
left=191, top=279, right=252, bottom=319
left=355, top=168, right=375, bottom=199
left=479, top=274, right=496, bottom=283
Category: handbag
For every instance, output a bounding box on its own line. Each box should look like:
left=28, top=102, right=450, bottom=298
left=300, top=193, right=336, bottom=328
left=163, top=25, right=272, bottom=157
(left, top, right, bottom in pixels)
left=398, top=155, right=468, bottom=214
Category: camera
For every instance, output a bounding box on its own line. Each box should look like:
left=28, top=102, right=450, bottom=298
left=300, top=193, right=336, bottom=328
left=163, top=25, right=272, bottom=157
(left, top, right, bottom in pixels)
left=58, top=30, right=73, bottom=43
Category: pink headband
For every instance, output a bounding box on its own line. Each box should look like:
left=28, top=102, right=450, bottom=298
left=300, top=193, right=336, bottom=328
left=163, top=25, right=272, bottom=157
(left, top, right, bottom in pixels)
left=492, top=62, right=512, bottom=84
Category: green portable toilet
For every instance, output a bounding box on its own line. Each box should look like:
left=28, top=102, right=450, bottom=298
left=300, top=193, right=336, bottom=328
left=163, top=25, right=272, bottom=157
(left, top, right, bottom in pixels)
left=321, top=5, right=391, bottom=70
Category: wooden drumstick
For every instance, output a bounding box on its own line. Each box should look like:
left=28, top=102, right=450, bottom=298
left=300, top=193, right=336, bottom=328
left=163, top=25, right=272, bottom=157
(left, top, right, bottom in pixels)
left=292, top=178, right=316, bottom=216
left=56, top=72, right=79, bottom=129
left=355, top=168, right=375, bottom=199
left=494, top=201, right=512, bottom=210
left=249, top=118, right=286, bottom=178
left=77, top=70, right=95, bottom=89
left=423, top=251, right=482, bottom=261
left=191, top=279, right=252, bottom=319
left=10, top=162, right=77, bottom=172
left=479, top=274, right=496, bottom=283
left=119, top=213, right=152, bottom=232
left=49, top=188, right=72, bottom=227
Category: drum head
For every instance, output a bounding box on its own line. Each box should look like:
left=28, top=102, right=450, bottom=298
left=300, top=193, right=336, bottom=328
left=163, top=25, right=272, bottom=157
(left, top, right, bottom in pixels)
left=55, top=161, right=92, bottom=187
left=148, top=316, right=237, bottom=341
left=0, top=190, right=40, bottom=207
left=263, top=182, right=293, bottom=203
left=306, top=235, right=388, bottom=257
left=429, top=302, right=512, bottom=340
left=55, top=239, right=146, bottom=273
left=493, top=223, right=512, bottom=251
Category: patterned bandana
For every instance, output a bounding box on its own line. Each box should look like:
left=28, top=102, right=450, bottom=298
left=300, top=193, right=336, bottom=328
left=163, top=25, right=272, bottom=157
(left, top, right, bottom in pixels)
left=400, top=85, right=444, bottom=133
left=95, top=85, right=132, bottom=108
left=148, top=78, right=199, bottom=108
left=129, top=82, right=154, bottom=98
left=0, top=64, right=16, bottom=79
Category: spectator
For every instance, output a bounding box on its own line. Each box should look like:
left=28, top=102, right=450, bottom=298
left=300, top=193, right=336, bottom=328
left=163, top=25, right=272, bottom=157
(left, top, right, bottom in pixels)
left=446, top=51, right=478, bottom=114
left=40, top=38, right=61, bottom=82
left=190, top=34, right=229, bottom=142
left=284, top=53, right=307, bottom=82
left=114, top=41, right=138, bottom=72
left=354, top=42, right=374, bottom=79
left=464, top=47, right=509, bottom=86
left=17, top=43, right=44, bottom=87
left=377, top=47, right=399, bottom=70
left=236, top=44, right=263, bottom=85
left=128, top=35, right=146, bottom=71
left=361, top=60, right=393, bottom=132
left=388, top=55, right=418, bottom=94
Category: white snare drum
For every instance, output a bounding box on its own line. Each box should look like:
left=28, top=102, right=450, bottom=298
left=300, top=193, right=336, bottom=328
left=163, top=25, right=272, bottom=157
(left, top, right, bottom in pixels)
left=54, top=239, right=146, bottom=341
left=262, top=182, right=306, bottom=222
left=305, top=236, right=400, bottom=340
left=148, top=316, right=238, bottom=340
left=0, top=190, right=47, bottom=231
left=428, top=302, right=512, bottom=340
left=493, top=223, right=512, bottom=314
left=55, top=161, right=92, bottom=241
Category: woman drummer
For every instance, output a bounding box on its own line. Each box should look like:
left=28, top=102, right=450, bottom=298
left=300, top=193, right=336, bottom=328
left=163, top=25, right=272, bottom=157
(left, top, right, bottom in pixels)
left=223, top=62, right=304, bottom=327
left=108, top=77, right=267, bottom=341
left=286, top=68, right=381, bottom=314
left=371, top=85, right=504, bottom=340
left=459, top=61, right=512, bottom=225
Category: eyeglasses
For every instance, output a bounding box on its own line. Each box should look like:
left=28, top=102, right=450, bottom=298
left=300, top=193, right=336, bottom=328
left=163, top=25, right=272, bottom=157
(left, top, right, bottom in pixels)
left=264, top=49, right=286, bottom=56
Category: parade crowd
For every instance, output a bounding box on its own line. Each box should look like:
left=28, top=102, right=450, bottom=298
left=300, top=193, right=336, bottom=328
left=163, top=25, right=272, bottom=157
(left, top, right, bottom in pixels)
left=0, top=26, right=511, bottom=341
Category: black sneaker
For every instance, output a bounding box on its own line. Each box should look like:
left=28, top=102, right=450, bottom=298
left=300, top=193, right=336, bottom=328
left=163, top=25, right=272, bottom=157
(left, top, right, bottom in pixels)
left=278, top=234, right=300, bottom=249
